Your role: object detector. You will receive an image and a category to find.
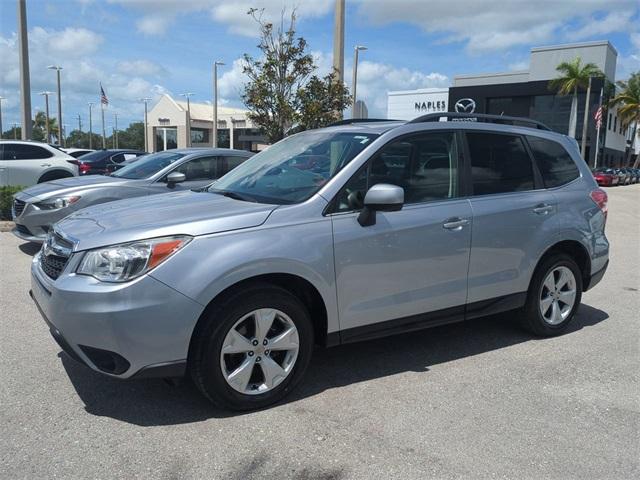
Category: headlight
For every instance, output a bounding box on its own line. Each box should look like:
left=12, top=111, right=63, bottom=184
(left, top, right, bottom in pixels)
left=36, top=195, right=81, bottom=210
left=77, top=235, right=191, bottom=282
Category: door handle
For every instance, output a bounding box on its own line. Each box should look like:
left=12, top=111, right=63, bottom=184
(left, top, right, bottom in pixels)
left=443, top=217, right=469, bottom=230
left=40, top=163, right=52, bottom=167
left=532, top=203, right=554, bottom=215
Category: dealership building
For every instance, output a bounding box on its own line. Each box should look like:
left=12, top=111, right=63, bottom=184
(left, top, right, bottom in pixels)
left=388, top=41, right=636, bottom=167
left=146, top=95, right=266, bottom=152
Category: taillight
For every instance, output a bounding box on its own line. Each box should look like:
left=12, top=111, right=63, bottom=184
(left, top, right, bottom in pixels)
left=67, top=160, right=91, bottom=174
left=590, top=188, right=608, bottom=220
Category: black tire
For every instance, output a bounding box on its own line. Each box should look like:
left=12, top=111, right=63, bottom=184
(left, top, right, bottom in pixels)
left=38, top=170, right=73, bottom=183
left=521, top=253, right=583, bottom=336
left=189, top=283, right=314, bottom=411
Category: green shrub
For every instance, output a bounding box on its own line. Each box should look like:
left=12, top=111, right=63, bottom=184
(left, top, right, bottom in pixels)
left=0, top=186, right=25, bottom=220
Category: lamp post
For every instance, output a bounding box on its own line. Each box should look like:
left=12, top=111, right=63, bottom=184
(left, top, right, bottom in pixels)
left=351, top=45, right=367, bottom=119
left=38, top=92, right=53, bottom=143
left=180, top=92, right=194, bottom=147
left=88, top=102, right=94, bottom=149
left=18, top=0, right=32, bottom=140
left=140, top=98, right=151, bottom=151
left=0, top=96, right=6, bottom=139
left=48, top=65, right=64, bottom=146
left=12, top=122, right=19, bottom=139
left=213, top=61, right=225, bottom=148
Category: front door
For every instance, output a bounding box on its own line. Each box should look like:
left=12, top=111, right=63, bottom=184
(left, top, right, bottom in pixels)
left=330, top=131, right=472, bottom=336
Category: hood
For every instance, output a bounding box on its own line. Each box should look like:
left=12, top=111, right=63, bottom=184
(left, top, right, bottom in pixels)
left=56, top=190, right=278, bottom=251
left=17, top=175, right=126, bottom=201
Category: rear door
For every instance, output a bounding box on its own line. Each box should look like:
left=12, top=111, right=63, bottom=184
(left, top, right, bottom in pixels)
left=464, top=131, right=556, bottom=306
left=5, top=143, right=53, bottom=185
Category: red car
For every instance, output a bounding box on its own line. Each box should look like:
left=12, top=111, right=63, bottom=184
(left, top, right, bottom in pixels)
left=593, top=168, right=619, bottom=186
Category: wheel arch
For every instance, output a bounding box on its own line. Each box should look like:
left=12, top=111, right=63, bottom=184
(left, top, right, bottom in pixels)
left=38, top=168, right=74, bottom=183
left=533, top=240, right=591, bottom=291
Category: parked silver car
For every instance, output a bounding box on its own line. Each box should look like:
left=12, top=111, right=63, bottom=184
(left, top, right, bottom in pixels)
left=30, top=114, right=609, bottom=410
left=12, top=148, right=252, bottom=242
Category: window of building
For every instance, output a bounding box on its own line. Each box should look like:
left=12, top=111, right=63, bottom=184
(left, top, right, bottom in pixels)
left=335, top=131, right=459, bottom=211
left=526, top=136, right=579, bottom=188
left=613, top=115, right=617, bottom=133
left=608, top=113, right=612, bottom=130
left=467, top=132, right=534, bottom=195
left=191, top=128, right=210, bottom=144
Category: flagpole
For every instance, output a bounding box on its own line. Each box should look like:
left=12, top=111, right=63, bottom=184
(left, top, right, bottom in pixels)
left=101, top=102, right=106, bottom=149
left=594, top=87, right=603, bottom=169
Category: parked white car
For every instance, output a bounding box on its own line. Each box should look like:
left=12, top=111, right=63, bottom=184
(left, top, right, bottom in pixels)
left=61, top=148, right=95, bottom=159
left=0, top=141, right=78, bottom=187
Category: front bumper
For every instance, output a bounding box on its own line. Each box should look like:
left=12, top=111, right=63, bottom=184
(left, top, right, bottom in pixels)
left=30, top=253, right=203, bottom=379
left=12, top=198, right=72, bottom=243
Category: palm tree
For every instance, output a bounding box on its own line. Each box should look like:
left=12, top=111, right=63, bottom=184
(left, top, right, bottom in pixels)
left=33, top=111, right=59, bottom=143
left=609, top=72, right=640, bottom=167
left=549, top=57, right=603, bottom=140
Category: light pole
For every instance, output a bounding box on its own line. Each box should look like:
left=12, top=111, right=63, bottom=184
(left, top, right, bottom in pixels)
left=180, top=92, right=194, bottom=147
left=12, top=122, right=19, bottom=139
left=213, top=61, right=224, bottom=148
left=62, top=124, right=68, bottom=145
left=48, top=65, right=64, bottom=146
left=18, top=0, right=32, bottom=140
left=38, top=92, right=53, bottom=143
left=140, top=98, right=151, bottom=151
left=0, top=96, right=5, bottom=139
left=351, top=45, right=367, bottom=119
left=88, top=102, right=94, bottom=149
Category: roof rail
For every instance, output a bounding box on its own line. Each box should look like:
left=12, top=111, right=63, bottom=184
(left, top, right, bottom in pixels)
left=409, top=112, right=551, bottom=131
left=328, top=118, right=400, bottom=127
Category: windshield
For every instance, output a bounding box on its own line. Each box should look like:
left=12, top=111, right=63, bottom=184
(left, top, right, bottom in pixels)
left=208, top=130, right=378, bottom=204
left=111, top=151, right=186, bottom=179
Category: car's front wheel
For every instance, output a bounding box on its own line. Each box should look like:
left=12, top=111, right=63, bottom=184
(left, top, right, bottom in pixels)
left=521, top=253, right=583, bottom=336
left=190, top=284, right=314, bottom=410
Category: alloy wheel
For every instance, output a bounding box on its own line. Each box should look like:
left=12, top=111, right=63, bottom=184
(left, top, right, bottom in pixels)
left=539, top=266, right=577, bottom=325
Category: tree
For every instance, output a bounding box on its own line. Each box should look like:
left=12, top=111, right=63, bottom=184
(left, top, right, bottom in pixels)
left=32, top=111, right=59, bottom=143
left=549, top=57, right=603, bottom=140
left=609, top=72, right=640, bottom=167
left=241, top=9, right=351, bottom=143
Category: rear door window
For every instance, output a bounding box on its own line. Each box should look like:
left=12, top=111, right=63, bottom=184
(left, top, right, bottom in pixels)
left=466, top=132, right=534, bottom=195
left=526, top=136, right=580, bottom=188
left=7, top=144, right=53, bottom=160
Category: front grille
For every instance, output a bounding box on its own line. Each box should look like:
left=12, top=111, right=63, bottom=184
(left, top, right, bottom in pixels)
left=13, top=199, right=26, bottom=217
left=15, top=224, right=32, bottom=236
left=39, top=232, right=73, bottom=280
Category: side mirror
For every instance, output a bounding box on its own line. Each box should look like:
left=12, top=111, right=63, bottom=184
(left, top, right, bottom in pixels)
left=166, top=172, right=186, bottom=188
left=357, top=183, right=404, bottom=227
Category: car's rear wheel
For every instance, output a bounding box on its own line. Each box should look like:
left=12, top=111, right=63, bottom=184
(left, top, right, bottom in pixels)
left=521, top=254, right=582, bottom=336
left=190, top=283, right=313, bottom=410
left=38, top=170, right=73, bottom=183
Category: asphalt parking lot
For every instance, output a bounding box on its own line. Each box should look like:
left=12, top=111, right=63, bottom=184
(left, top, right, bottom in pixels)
left=1, top=186, right=638, bottom=480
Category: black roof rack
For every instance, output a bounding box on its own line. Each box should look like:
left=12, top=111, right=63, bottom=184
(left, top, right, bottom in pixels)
left=328, top=118, right=401, bottom=127
left=409, top=112, right=551, bottom=131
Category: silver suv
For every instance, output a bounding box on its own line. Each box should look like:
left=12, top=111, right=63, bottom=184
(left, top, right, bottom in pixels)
left=30, top=114, right=609, bottom=410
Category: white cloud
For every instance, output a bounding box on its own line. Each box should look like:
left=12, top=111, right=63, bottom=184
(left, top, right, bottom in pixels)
left=117, top=59, right=166, bottom=77
left=354, top=0, right=638, bottom=53
left=108, top=0, right=334, bottom=37
left=566, top=11, right=634, bottom=40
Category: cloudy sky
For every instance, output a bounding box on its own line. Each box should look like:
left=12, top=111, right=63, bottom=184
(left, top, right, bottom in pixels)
left=1, top=0, right=638, bottom=132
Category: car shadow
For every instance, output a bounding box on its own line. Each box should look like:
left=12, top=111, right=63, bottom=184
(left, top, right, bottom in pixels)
left=59, top=303, right=609, bottom=426
left=18, top=241, right=41, bottom=256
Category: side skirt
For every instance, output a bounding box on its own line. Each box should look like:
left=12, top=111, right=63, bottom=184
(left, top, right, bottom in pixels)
left=334, top=292, right=527, bottom=345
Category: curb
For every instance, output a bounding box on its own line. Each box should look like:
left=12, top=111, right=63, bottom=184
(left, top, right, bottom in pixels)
left=0, top=221, right=15, bottom=232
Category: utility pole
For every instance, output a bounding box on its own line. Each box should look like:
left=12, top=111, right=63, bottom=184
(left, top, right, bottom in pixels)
left=38, top=91, right=53, bottom=143
left=0, top=96, right=6, bottom=140
left=333, top=0, right=345, bottom=83
left=101, top=102, right=106, bottom=149
left=114, top=113, right=118, bottom=148
left=88, top=102, right=94, bottom=149
left=77, top=113, right=82, bottom=136
left=180, top=93, right=194, bottom=147
left=140, top=98, right=151, bottom=151
left=13, top=123, right=19, bottom=139
left=48, top=65, right=64, bottom=146
left=213, top=61, right=224, bottom=148
left=18, top=0, right=32, bottom=140
left=351, top=45, right=367, bottom=119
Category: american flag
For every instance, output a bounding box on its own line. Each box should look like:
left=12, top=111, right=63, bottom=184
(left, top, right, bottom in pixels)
left=100, top=83, right=109, bottom=106
left=594, top=105, right=603, bottom=129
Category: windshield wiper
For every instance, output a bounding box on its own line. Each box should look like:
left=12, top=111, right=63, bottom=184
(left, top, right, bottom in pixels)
left=210, top=189, right=257, bottom=203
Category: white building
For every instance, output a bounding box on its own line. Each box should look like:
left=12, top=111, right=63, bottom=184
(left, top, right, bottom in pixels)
left=147, top=95, right=265, bottom=152
left=387, top=88, right=448, bottom=120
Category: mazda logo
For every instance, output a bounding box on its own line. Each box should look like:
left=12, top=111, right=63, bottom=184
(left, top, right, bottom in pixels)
left=454, top=98, right=476, bottom=113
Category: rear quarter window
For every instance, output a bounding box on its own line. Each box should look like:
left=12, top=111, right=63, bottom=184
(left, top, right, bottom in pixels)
left=526, top=136, right=580, bottom=188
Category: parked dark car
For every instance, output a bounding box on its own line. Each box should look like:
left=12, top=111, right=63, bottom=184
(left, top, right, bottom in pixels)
left=105, top=153, right=148, bottom=174
left=612, top=168, right=631, bottom=185
left=68, top=149, right=146, bottom=175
